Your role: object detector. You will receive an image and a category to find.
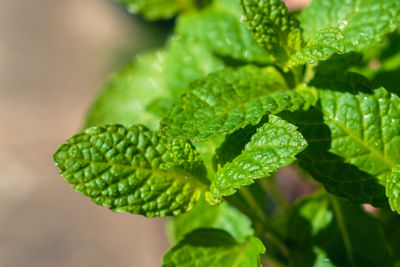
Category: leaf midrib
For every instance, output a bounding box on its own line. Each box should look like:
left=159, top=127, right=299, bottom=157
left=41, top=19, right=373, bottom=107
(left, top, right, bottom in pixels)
left=317, top=106, right=395, bottom=170
left=63, top=156, right=203, bottom=189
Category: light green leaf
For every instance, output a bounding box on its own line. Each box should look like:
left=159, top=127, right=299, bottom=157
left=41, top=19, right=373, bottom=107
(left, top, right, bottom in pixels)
left=118, top=0, right=196, bottom=20
left=287, top=193, right=394, bottom=267
left=387, top=166, right=400, bottom=214
left=161, top=66, right=318, bottom=141
left=300, top=0, right=400, bottom=52
left=85, top=51, right=168, bottom=130
left=162, top=229, right=265, bottom=267
left=167, top=197, right=254, bottom=244
left=176, top=0, right=271, bottom=64
left=241, top=0, right=303, bottom=66
left=164, top=36, right=225, bottom=96
left=53, top=124, right=207, bottom=217
left=209, top=115, right=307, bottom=202
left=288, top=28, right=345, bottom=67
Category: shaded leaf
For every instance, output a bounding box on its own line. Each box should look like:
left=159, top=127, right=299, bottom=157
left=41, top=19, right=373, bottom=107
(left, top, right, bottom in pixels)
left=287, top=193, right=394, bottom=267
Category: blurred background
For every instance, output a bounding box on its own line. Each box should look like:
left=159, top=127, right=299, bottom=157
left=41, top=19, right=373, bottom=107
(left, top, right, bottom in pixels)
left=0, top=0, right=308, bottom=266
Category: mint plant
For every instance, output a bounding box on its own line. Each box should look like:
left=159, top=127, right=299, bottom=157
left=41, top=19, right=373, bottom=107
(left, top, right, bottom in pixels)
left=53, top=0, right=400, bottom=266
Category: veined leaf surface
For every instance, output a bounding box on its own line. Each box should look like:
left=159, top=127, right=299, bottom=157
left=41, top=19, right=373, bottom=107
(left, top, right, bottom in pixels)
left=54, top=125, right=207, bottom=217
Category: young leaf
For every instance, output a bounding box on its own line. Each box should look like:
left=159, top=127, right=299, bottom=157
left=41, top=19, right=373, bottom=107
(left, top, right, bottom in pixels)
left=85, top=51, right=168, bottom=129
left=287, top=28, right=345, bottom=67
left=118, top=0, right=196, bottom=20
left=386, top=166, right=400, bottom=214
left=241, top=0, right=303, bottom=65
left=209, top=115, right=307, bottom=202
left=300, top=0, right=400, bottom=52
left=176, top=0, right=271, bottom=64
left=287, top=193, right=394, bottom=267
left=167, top=197, right=254, bottom=244
left=162, top=229, right=265, bottom=267
left=161, top=66, right=318, bottom=141
left=53, top=124, right=207, bottom=217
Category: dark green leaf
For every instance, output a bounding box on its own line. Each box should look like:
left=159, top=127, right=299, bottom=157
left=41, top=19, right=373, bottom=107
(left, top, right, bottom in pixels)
left=287, top=193, right=394, bottom=267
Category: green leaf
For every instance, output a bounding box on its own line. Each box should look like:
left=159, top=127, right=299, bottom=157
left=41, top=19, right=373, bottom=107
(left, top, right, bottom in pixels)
left=316, top=77, right=400, bottom=185
left=164, top=36, right=225, bottom=96
left=53, top=124, right=207, bottom=217
left=241, top=0, right=303, bottom=66
left=288, top=28, right=345, bottom=67
left=283, top=73, right=400, bottom=205
left=209, top=115, right=307, bottom=202
left=387, top=166, right=400, bottom=214
left=299, top=0, right=400, bottom=52
left=85, top=51, right=168, bottom=129
left=118, top=0, right=196, bottom=20
left=287, top=193, right=394, bottom=267
left=176, top=0, right=271, bottom=64
left=281, top=107, right=387, bottom=205
left=161, top=66, right=318, bottom=141
left=167, top=196, right=254, bottom=244
left=162, top=229, right=265, bottom=267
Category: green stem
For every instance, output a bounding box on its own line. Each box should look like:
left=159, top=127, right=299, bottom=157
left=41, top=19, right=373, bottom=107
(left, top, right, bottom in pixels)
left=329, top=195, right=357, bottom=267
left=226, top=188, right=290, bottom=262
left=303, top=64, right=316, bottom=83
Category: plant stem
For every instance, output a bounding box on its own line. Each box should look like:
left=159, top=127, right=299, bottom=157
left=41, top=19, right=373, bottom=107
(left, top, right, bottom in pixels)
left=226, top=188, right=290, bottom=262
left=303, top=64, right=316, bottom=83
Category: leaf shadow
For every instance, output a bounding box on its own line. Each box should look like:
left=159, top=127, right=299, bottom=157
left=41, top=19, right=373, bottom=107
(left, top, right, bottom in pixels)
left=280, top=105, right=387, bottom=206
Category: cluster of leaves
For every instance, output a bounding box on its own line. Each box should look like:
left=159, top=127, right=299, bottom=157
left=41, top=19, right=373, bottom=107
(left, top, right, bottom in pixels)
left=53, top=0, right=400, bottom=266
